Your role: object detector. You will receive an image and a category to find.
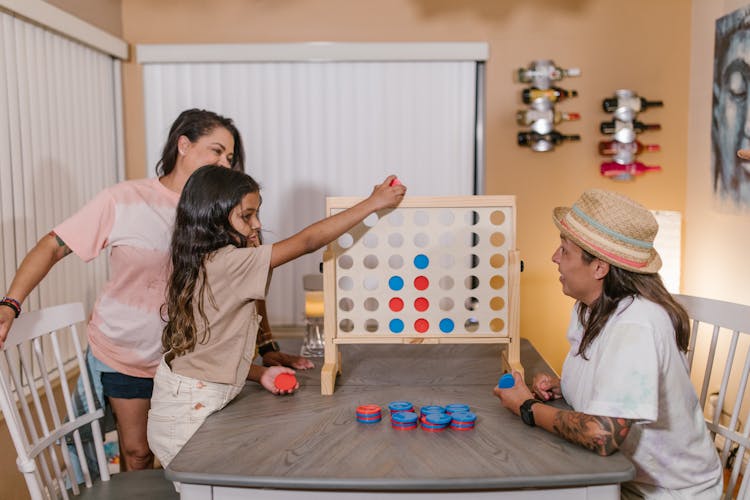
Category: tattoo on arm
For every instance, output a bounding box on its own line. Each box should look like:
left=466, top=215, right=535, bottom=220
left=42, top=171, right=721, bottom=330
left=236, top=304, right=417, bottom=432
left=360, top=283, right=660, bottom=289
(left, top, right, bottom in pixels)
left=49, top=231, right=72, bottom=257
left=552, top=411, right=632, bottom=456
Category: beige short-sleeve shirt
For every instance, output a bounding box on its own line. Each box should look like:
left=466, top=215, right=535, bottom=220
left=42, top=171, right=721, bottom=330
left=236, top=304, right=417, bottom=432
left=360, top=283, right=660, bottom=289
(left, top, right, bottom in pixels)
left=170, top=244, right=273, bottom=386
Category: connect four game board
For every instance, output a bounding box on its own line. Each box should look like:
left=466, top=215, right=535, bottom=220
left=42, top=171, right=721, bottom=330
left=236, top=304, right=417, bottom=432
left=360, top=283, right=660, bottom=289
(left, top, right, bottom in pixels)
left=321, top=196, right=522, bottom=394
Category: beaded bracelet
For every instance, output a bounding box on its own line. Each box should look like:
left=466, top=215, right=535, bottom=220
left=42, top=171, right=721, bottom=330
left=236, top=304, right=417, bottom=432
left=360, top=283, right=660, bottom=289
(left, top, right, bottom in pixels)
left=0, top=297, right=21, bottom=318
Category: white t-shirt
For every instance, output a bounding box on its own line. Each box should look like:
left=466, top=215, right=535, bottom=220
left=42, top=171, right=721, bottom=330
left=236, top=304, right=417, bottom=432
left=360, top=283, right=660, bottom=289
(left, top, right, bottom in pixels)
left=561, top=296, right=722, bottom=497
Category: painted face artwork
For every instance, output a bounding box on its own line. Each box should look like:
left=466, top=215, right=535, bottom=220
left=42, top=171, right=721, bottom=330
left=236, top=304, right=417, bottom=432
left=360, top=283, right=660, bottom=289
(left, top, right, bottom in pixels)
left=713, top=12, right=750, bottom=206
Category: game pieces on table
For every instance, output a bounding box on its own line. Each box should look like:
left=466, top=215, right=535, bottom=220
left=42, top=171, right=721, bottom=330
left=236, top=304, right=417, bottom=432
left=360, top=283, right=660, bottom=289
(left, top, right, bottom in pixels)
left=357, top=401, right=477, bottom=431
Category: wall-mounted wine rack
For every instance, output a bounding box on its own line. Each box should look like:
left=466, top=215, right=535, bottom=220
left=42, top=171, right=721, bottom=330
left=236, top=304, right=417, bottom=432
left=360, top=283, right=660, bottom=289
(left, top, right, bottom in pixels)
left=515, top=59, right=581, bottom=152
left=599, top=89, right=663, bottom=180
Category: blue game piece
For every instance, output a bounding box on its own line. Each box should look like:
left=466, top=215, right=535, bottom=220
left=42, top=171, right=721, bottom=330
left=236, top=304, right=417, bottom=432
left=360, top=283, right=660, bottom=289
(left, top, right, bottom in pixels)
left=389, top=319, right=405, bottom=333
left=388, top=276, right=404, bottom=291
left=389, top=401, right=414, bottom=413
left=439, top=318, right=454, bottom=333
left=413, top=254, right=429, bottom=269
left=392, top=411, right=419, bottom=424
left=445, top=404, right=470, bottom=415
left=498, top=373, right=515, bottom=388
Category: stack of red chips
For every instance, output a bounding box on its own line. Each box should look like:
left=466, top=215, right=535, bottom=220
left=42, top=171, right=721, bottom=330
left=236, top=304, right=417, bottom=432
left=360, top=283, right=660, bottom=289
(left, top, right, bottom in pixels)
left=356, top=404, right=382, bottom=424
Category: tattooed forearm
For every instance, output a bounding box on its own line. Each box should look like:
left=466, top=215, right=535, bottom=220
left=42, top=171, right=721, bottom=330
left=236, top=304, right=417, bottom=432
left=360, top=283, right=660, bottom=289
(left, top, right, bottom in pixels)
left=49, top=231, right=72, bottom=257
left=552, top=411, right=632, bottom=456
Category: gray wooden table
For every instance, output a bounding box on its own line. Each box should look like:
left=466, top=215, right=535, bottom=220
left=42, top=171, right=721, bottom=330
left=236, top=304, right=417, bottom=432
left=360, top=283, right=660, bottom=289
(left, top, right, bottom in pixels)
left=166, top=339, right=634, bottom=499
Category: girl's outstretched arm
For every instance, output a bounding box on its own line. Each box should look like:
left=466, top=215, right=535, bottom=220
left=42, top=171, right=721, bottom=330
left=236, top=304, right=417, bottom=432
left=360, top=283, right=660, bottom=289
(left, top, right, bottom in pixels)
left=269, top=175, right=406, bottom=268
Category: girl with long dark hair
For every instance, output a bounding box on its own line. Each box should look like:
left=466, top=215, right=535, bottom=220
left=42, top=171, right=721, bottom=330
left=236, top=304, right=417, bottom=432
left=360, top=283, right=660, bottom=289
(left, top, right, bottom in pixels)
left=148, top=165, right=405, bottom=467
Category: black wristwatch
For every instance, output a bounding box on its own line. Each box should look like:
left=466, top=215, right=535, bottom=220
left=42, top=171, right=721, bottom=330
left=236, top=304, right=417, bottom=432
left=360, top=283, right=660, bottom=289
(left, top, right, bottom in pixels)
left=520, top=398, right=543, bottom=427
left=258, top=340, right=280, bottom=357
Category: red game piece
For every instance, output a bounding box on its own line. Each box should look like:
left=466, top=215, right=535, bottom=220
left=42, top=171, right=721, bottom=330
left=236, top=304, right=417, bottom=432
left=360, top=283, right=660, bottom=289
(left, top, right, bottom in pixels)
left=274, top=373, right=297, bottom=391
left=389, top=177, right=402, bottom=186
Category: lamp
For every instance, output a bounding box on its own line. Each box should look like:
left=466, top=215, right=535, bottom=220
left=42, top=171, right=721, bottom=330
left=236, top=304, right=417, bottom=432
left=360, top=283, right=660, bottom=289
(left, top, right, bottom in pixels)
left=301, top=273, right=324, bottom=357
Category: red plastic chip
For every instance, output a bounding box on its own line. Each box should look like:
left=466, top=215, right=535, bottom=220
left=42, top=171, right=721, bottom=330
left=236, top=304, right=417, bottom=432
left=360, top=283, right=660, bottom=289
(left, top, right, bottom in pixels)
left=274, top=373, right=297, bottom=391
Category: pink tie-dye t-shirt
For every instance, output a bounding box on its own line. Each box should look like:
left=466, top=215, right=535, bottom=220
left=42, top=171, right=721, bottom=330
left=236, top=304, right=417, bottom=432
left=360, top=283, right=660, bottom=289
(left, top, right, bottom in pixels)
left=55, top=178, right=180, bottom=378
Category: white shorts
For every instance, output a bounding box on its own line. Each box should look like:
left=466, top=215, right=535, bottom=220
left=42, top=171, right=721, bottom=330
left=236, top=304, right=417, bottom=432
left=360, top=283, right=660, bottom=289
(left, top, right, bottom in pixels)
left=147, top=355, right=243, bottom=468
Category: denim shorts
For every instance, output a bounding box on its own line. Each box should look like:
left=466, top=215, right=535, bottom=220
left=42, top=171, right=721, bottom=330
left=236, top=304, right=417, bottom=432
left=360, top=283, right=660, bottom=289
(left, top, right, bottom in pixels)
left=101, top=371, right=154, bottom=399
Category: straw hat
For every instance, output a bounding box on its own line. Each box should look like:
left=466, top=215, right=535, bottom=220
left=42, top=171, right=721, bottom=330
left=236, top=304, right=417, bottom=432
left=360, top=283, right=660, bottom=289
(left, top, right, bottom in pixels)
left=552, top=189, right=662, bottom=274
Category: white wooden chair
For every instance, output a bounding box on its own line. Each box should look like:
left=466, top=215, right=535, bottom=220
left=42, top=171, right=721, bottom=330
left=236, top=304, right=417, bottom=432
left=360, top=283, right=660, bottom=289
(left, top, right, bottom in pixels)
left=0, top=303, right=177, bottom=500
left=675, top=294, right=750, bottom=500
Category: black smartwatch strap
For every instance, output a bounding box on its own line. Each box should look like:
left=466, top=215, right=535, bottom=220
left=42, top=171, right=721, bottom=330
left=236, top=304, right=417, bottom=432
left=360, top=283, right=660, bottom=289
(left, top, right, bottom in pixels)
left=521, top=398, right=542, bottom=427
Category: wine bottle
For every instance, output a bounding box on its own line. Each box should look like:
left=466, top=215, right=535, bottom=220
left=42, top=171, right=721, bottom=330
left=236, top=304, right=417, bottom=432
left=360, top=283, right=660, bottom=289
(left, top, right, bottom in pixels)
left=522, top=87, right=578, bottom=104
left=600, top=161, right=662, bottom=177
left=516, top=109, right=581, bottom=126
left=516, top=64, right=581, bottom=84
left=598, top=140, right=660, bottom=156
left=600, top=120, right=661, bottom=135
left=602, top=91, right=663, bottom=113
left=518, top=131, right=581, bottom=151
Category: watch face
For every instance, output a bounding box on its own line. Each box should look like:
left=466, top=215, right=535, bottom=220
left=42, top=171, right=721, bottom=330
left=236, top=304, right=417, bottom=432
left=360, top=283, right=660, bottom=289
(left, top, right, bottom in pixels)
left=520, top=400, right=537, bottom=427
left=521, top=407, right=533, bottom=426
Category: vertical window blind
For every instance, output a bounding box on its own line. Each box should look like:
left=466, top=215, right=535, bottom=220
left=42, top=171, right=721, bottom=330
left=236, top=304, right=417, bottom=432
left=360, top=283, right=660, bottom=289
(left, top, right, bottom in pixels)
left=138, top=42, right=487, bottom=325
left=1, top=7, right=124, bottom=369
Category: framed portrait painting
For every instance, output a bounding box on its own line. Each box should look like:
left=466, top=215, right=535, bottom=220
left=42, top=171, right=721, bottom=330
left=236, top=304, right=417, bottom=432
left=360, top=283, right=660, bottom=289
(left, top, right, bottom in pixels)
left=712, top=6, right=750, bottom=209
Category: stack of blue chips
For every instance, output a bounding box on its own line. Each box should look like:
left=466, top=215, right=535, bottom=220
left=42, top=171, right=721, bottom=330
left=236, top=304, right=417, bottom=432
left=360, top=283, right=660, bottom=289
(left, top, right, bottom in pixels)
left=422, top=412, right=452, bottom=432
left=356, top=404, right=382, bottom=424
left=419, top=405, right=445, bottom=424
left=450, top=411, right=477, bottom=431
left=445, top=404, right=470, bottom=415
left=388, top=400, right=414, bottom=415
left=391, top=411, right=419, bottom=430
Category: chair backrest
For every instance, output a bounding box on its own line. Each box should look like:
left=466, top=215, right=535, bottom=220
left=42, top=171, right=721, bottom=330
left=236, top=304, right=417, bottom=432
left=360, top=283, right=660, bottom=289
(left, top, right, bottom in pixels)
left=674, top=294, right=750, bottom=500
left=0, top=303, right=109, bottom=500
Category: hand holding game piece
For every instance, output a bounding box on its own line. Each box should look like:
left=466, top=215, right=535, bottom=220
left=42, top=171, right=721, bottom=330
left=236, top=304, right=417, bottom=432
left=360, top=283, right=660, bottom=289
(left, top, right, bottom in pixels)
left=389, top=177, right=402, bottom=186
left=498, top=373, right=515, bottom=389
left=274, top=372, right=297, bottom=391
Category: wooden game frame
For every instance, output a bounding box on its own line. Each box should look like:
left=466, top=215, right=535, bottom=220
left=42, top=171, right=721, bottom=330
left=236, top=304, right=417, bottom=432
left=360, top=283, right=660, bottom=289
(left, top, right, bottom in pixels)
left=321, top=195, right=521, bottom=394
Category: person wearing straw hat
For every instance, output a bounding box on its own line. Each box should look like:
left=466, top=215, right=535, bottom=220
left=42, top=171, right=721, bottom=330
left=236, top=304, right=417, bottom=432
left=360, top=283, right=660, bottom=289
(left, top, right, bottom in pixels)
left=494, top=189, right=722, bottom=499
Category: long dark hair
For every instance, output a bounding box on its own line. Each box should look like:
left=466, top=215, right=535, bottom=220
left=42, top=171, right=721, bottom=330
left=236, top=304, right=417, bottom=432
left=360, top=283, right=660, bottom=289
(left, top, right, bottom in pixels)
left=576, top=250, right=690, bottom=359
left=155, top=109, right=246, bottom=176
left=162, top=165, right=261, bottom=356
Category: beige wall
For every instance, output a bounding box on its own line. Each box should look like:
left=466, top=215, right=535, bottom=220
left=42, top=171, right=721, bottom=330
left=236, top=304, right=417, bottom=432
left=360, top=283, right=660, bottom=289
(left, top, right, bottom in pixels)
left=685, top=0, right=750, bottom=308
left=120, top=0, right=691, bottom=372
left=43, top=0, right=122, bottom=37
